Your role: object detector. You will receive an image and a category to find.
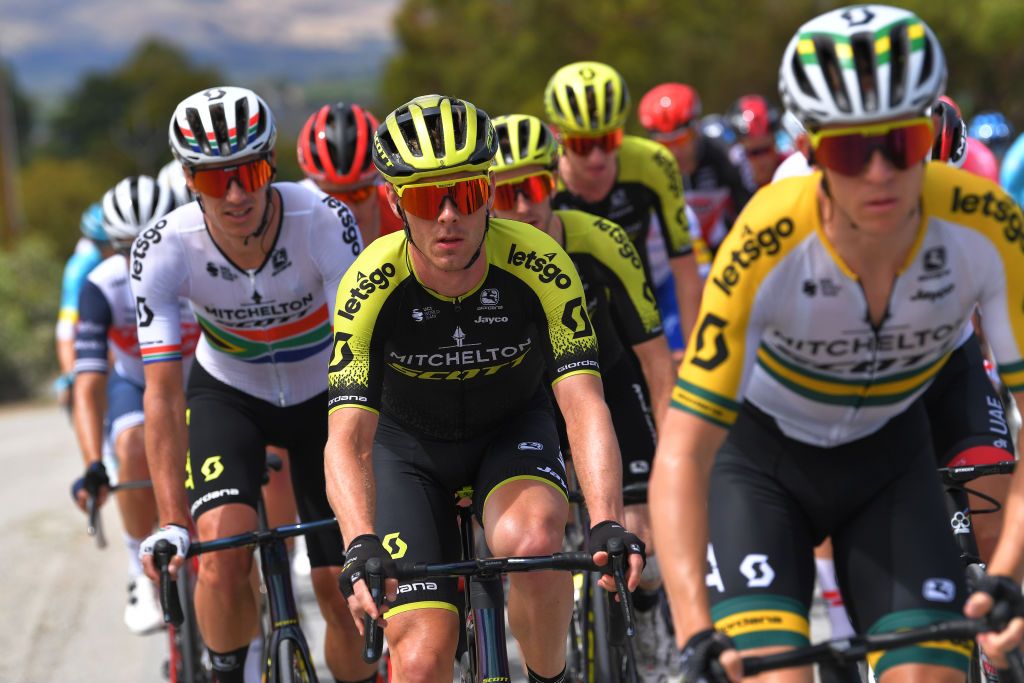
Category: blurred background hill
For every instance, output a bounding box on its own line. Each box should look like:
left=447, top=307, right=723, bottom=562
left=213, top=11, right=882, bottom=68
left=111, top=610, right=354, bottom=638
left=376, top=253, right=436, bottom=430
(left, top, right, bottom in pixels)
left=1, top=0, right=1022, bottom=401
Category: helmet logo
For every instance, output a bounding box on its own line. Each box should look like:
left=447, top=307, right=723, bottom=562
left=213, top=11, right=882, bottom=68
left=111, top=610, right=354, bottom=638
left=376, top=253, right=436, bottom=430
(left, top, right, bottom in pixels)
left=202, top=88, right=227, bottom=102
left=840, top=7, right=875, bottom=27
left=579, top=66, right=595, bottom=81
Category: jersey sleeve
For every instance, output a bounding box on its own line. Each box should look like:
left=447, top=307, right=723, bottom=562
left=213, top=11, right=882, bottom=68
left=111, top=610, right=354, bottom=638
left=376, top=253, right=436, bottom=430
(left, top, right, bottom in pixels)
left=644, top=141, right=693, bottom=258
left=128, top=220, right=188, bottom=365
left=327, top=235, right=407, bottom=415
left=579, top=214, right=663, bottom=345
left=56, top=248, right=102, bottom=341
left=73, top=279, right=113, bottom=374
left=307, top=192, right=365, bottom=310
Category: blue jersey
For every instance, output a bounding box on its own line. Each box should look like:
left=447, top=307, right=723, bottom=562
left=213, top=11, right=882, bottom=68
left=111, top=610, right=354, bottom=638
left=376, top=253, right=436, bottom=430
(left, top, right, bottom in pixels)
left=56, top=238, right=103, bottom=341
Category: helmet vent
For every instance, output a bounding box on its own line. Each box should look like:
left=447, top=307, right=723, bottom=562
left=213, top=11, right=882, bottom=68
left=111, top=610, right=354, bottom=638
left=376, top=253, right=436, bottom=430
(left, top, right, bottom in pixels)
left=919, top=31, right=935, bottom=88
left=564, top=85, right=583, bottom=128
left=517, top=118, right=531, bottom=157
left=815, top=36, right=851, bottom=114
left=888, top=24, right=908, bottom=108
left=184, top=108, right=206, bottom=153
left=210, top=102, right=230, bottom=154
left=851, top=35, right=877, bottom=113
left=791, top=51, right=815, bottom=98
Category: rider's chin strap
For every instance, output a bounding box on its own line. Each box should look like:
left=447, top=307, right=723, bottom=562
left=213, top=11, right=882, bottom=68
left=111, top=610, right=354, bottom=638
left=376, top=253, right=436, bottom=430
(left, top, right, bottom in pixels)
left=243, top=183, right=276, bottom=247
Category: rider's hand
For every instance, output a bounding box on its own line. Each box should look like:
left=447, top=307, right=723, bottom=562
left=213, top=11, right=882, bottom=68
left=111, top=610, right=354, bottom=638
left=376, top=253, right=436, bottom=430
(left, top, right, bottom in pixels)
left=680, top=628, right=741, bottom=683
left=587, top=520, right=647, bottom=593
left=964, top=574, right=1024, bottom=668
left=139, top=525, right=190, bottom=581
left=338, top=534, right=398, bottom=633
left=70, top=461, right=110, bottom=512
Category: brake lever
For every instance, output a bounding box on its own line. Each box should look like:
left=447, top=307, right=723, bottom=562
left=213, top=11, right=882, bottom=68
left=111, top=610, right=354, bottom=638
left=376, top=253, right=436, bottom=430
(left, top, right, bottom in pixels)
left=362, top=557, right=385, bottom=663
left=153, top=539, right=184, bottom=627
left=607, top=537, right=636, bottom=637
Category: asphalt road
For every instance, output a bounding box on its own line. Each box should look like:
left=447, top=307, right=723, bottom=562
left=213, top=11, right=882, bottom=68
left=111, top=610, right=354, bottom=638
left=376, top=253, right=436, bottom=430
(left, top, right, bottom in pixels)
left=0, top=402, right=831, bottom=682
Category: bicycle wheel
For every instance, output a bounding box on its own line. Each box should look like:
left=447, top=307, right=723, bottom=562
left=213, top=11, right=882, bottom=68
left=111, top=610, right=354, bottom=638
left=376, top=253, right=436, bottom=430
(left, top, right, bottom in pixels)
left=276, top=638, right=316, bottom=683
left=590, top=574, right=627, bottom=683
left=566, top=570, right=592, bottom=683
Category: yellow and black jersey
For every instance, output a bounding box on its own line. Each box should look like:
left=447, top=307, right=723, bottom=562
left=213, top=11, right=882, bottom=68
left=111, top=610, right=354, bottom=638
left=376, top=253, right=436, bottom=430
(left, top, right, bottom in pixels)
left=328, top=218, right=599, bottom=440
left=673, top=163, right=1024, bottom=447
left=557, top=210, right=662, bottom=367
left=553, top=135, right=693, bottom=279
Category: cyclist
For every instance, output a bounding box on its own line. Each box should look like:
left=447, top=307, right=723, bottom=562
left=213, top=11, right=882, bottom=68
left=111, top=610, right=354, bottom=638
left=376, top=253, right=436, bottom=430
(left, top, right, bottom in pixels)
left=158, top=158, right=195, bottom=209
left=638, top=82, right=752, bottom=256
left=133, top=86, right=371, bottom=683
left=326, top=94, right=645, bottom=683
left=727, top=94, right=788, bottom=189
left=545, top=62, right=704, bottom=353
left=1000, top=131, right=1024, bottom=204
left=650, top=6, right=1024, bottom=682
left=70, top=174, right=197, bottom=634
left=296, top=101, right=402, bottom=244
left=490, top=113, right=674, bottom=677
left=55, top=203, right=114, bottom=411
left=968, top=111, right=1014, bottom=162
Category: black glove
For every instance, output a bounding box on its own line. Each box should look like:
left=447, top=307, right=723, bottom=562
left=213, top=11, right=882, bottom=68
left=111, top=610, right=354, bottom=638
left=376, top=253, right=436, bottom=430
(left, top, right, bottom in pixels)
left=680, top=628, right=734, bottom=683
left=338, top=534, right=395, bottom=599
left=587, top=520, right=646, bottom=569
left=71, top=461, right=110, bottom=501
left=974, top=574, right=1024, bottom=630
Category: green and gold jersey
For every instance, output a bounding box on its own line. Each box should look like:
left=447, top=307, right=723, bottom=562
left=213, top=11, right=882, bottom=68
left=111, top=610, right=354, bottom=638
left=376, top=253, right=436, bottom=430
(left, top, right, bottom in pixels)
left=328, top=218, right=599, bottom=440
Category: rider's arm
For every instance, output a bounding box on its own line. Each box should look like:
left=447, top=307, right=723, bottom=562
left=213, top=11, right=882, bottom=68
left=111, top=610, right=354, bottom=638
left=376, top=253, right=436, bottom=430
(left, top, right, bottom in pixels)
left=325, top=407, right=380, bottom=542
left=632, top=336, right=673, bottom=427
left=71, top=279, right=112, bottom=466
left=650, top=408, right=728, bottom=641
left=552, top=374, right=623, bottom=525
left=142, top=361, right=189, bottom=525
left=986, top=389, right=1024, bottom=578
left=307, top=190, right=365, bottom=305
left=670, top=254, right=702, bottom=350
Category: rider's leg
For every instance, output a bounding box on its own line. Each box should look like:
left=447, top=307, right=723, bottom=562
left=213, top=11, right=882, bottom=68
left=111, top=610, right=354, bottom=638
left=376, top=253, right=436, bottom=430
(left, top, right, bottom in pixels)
left=384, top=608, right=461, bottom=683
left=113, top=423, right=157, bottom=539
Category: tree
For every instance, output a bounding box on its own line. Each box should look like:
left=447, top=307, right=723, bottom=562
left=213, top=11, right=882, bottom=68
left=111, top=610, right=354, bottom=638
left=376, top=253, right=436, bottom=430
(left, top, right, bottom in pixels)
left=50, top=39, right=223, bottom=172
left=380, top=0, right=1024, bottom=127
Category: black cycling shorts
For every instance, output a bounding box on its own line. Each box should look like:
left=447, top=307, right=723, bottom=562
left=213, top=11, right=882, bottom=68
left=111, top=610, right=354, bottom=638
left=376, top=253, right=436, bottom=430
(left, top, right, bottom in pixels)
left=705, top=401, right=970, bottom=677
left=556, top=352, right=656, bottom=488
left=373, top=389, right=568, bottom=617
left=185, top=361, right=344, bottom=569
left=923, top=333, right=1015, bottom=466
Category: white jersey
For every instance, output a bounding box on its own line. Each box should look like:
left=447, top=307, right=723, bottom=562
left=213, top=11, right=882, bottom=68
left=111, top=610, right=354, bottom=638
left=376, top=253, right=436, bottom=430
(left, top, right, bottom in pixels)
left=129, top=182, right=363, bottom=405
left=75, top=254, right=198, bottom=385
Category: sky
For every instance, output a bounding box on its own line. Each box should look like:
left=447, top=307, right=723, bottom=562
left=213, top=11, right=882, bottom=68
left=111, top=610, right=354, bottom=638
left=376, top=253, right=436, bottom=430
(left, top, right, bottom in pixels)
left=0, top=0, right=402, bottom=96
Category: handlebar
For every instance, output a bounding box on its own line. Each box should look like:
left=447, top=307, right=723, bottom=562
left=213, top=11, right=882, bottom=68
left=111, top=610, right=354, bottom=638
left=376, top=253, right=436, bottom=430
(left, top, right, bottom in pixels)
left=938, top=461, right=1016, bottom=485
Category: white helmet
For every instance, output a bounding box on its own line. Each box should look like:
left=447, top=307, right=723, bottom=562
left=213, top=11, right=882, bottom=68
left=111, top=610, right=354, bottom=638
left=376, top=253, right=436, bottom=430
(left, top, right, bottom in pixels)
left=168, top=86, right=277, bottom=166
left=779, top=5, right=946, bottom=128
left=157, top=159, right=194, bottom=208
left=102, top=175, right=172, bottom=248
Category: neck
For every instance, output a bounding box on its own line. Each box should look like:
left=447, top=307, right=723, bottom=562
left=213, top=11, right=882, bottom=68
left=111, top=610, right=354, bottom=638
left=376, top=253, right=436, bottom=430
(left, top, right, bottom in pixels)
left=558, top=156, right=616, bottom=203
left=818, top=188, right=920, bottom=277
left=353, top=202, right=381, bottom=245
left=206, top=189, right=280, bottom=270
left=545, top=212, right=564, bottom=245
left=408, top=241, right=489, bottom=299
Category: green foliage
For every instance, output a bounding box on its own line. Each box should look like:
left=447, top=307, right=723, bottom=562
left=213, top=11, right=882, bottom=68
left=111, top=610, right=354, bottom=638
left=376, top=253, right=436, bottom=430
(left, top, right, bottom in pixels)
left=19, top=156, right=123, bottom=256
left=1, top=62, right=33, bottom=159
left=380, top=0, right=1024, bottom=126
left=0, top=237, right=62, bottom=401
left=49, top=39, right=223, bottom=172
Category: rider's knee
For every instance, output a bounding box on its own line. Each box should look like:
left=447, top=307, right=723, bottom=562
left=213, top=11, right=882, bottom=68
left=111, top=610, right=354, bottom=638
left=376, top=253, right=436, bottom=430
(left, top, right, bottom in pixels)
left=391, top=631, right=457, bottom=683
left=309, top=568, right=353, bottom=629
left=490, top=509, right=564, bottom=557
left=198, top=547, right=253, bottom=589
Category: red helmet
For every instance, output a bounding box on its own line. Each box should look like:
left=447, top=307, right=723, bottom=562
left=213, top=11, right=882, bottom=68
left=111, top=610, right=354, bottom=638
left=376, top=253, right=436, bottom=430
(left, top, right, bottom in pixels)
left=638, top=83, right=701, bottom=134
left=931, top=95, right=967, bottom=167
left=297, top=102, right=379, bottom=185
left=728, top=95, right=779, bottom=138
left=961, top=138, right=1000, bottom=183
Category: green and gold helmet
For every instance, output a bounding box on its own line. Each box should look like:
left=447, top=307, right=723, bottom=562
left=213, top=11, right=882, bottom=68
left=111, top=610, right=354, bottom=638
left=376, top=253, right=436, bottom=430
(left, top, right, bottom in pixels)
left=491, top=114, right=559, bottom=172
left=544, top=61, right=630, bottom=134
left=372, top=94, right=498, bottom=187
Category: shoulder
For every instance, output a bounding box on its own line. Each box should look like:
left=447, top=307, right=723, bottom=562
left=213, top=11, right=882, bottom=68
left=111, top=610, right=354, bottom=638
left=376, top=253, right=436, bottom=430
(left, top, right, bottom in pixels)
left=282, top=182, right=363, bottom=258
left=488, top=217, right=581, bottom=290
left=559, top=210, right=642, bottom=268
left=87, top=254, right=128, bottom=287
left=924, top=162, right=1023, bottom=242
left=617, top=135, right=682, bottom=197
left=334, top=232, right=412, bottom=325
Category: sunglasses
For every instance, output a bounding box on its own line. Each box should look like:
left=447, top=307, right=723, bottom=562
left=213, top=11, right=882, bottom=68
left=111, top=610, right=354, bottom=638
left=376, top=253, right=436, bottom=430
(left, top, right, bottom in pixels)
left=561, top=128, right=624, bottom=156
left=395, top=175, right=491, bottom=220
left=745, top=144, right=776, bottom=158
left=329, top=184, right=377, bottom=205
left=651, top=124, right=696, bottom=148
left=493, top=172, right=556, bottom=211
left=809, top=117, right=935, bottom=176
left=190, top=157, right=275, bottom=198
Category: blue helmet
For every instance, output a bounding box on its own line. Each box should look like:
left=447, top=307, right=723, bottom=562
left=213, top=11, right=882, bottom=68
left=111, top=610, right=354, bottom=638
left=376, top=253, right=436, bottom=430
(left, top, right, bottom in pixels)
left=79, top=202, right=109, bottom=244
left=968, top=112, right=1014, bottom=159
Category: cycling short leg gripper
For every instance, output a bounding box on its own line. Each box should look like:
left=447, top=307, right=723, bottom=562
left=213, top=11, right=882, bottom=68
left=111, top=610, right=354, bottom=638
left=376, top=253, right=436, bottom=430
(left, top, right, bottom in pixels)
left=866, top=610, right=971, bottom=677
left=711, top=595, right=810, bottom=651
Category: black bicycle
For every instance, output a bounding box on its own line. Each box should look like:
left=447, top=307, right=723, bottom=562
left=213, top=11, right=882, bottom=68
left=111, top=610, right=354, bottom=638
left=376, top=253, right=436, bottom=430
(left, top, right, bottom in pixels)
left=155, top=455, right=335, bottom=683
left=360, top=501, right=637, bottom=683
left=83, top=477, right=152, bottom=549
left=940, top=460, right=1018, bottom=683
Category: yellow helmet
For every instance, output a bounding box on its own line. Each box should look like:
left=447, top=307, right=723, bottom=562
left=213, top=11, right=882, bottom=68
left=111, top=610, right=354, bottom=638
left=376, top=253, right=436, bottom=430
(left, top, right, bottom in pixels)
left=372, top=94, right=497, bottom=187
left=491, top=114, right=559, bottom=172
left=544, top=61, right=630, bottom=134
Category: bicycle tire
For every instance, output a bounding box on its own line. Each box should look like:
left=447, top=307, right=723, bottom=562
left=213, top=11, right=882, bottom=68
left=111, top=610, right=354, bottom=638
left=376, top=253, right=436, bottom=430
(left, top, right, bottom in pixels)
left=565, top=570, right=591, bottom=683
left=590, top=573, right=626, bottom=683
left=277, top=638, right=316, bottom=683
left=172, top=570, right=210, bottom=683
